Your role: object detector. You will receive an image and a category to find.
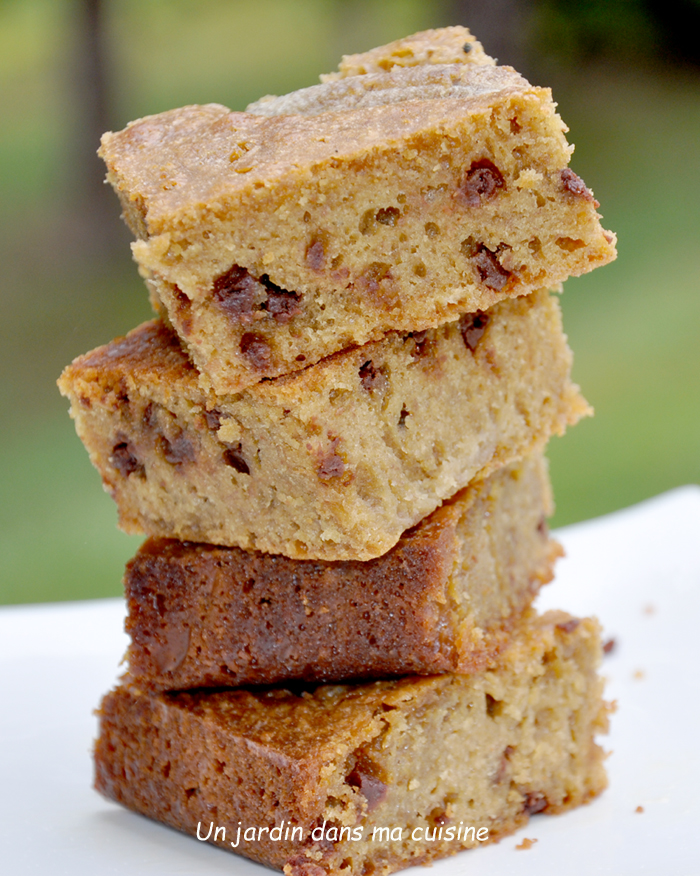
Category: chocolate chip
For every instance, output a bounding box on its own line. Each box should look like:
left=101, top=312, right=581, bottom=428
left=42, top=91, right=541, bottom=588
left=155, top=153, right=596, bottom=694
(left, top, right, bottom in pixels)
left=142, top=402, right=158, bottom=429
left=471, top=245, right=511, bottom=291
left=429, top=808, right=450, bottom=827
left=213, top=265, right=266, bottom=323
left=603, top=637, right=617, bottom=655
left=204, top=409, right=222, bottom=430
left=523, top=792, right=547, bottom=815
left=461, top=159, right=505, bottom=207
left=264, top=288, right=302, bottom=323
left=556, top=619, right=580, bottom=634
left=463, top=42, right=472, bottom=53
left=398, top=406, right=410, bottom=428
left=305, top=237, right=326, bottom=271
left=319, top=438, right=345, bottom=479
left=560, top=168, right=599, bottom=207
left=114, top=379, right=130, bottom=410
left=110, top=440, right=142, bottom=477
left=375, top=206, right=400, bottom=226
left=160, top=433, right=195, bottom=465
left=359, top=360, right=385, bottom=392
left=459, top=311, right=489, bottom=351
left=213, top=266, right=302, bottom=325
left=409, top=330, right=432, bottom=359
left=223, top=444, right=250, bottom=474
left=346, top=768, right=387, bottom=811
left=319, top=453, right=345, bottom=479
left=240, top=333, right=272, bottom=369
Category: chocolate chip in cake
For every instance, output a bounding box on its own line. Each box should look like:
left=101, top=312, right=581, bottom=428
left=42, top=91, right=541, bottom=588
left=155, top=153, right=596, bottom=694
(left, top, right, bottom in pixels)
left=523, top=791, right=548, bottom=814
left=223, top=444, right=250, bottom=475
left=142, top=402, right=159, bottom=429
left=348, top=768, right=387, bottom=811
left=110, top=439, right=142, bottom=477
left=408, top=330, right=432, bottom=359
left=319, top=453, right=345, bottom=479
left=359, top=360, right=386, bottom=392
left=556, top=619, right=581, bottom=634
left=213, top=265, right=266, bottom=323
left=318, top=438, right=345, bottom=479
left=461, top=159, right=505, bottom=207
left=346, top=753, right=387, bottom=811
left=465, top=243, right=511, bottom=291
left=263, top=286, right=302, bottom=323
left=463, top=41, right=472, bottom=53
left=204, top=409, right=222, bottom=431
left=459, top=311, right=489, bottom=351
left=160, top=433, right=195, bottom=466
left=240, top=333, right=272, bottom=369
left=305, top=236, right=326, bottom=271
left=560, top=168, right=600, bottom=207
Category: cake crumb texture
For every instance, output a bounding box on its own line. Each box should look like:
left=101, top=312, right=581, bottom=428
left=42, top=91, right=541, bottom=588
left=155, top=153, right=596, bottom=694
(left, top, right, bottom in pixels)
left=95, top=611, right=610, bottom=876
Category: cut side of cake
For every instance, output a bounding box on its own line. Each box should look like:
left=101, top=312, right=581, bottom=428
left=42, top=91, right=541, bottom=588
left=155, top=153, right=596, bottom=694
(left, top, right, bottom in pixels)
left=101, top=58, right=615, bottom=393
left=58, top=290, right=589, bottom=561
left=95, top=611, right=610, bottom=876
left=124, top=455, right=561, bottom=689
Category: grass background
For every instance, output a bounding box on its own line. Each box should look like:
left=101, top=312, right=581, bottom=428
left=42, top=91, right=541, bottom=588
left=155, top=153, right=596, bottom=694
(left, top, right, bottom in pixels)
left=1, top=0, right=698, bottom=605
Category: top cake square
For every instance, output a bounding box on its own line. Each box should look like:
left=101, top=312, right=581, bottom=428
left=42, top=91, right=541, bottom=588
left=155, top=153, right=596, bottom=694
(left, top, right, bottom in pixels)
left=100, top=31, right=615, bottom=394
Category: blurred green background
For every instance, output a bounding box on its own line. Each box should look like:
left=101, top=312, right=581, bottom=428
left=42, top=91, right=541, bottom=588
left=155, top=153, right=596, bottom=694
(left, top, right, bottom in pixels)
left=1, top=0, right=699, bottom=605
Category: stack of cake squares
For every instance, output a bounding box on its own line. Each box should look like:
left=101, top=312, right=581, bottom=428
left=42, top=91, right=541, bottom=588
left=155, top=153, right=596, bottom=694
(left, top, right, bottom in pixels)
left=59, top=27, right=616, bottom=876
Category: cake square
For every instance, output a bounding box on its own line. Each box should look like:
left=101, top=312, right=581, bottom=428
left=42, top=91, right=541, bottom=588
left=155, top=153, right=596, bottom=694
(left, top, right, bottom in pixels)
left=58, top=290, right=588, bottom=560
left=100, top=44, right=615, bottom=393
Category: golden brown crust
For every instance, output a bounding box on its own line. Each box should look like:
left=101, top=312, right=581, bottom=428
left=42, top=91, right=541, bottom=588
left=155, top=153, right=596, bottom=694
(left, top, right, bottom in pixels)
left=124, top=456, right=560, bottom=689
left=58, top=291, right=589, bottom=560
left=95, top=612, right=609, bottom=875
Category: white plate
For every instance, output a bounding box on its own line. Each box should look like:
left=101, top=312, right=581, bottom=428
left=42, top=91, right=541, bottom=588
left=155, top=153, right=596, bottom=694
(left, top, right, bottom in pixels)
left=1, top=486, right=699, bottom=875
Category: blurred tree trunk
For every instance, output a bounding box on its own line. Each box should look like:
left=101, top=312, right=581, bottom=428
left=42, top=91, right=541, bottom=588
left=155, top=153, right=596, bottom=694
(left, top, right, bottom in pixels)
left=72, top=0, right=125, bottom=255
left=446, top=0, right=535, bottom=78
